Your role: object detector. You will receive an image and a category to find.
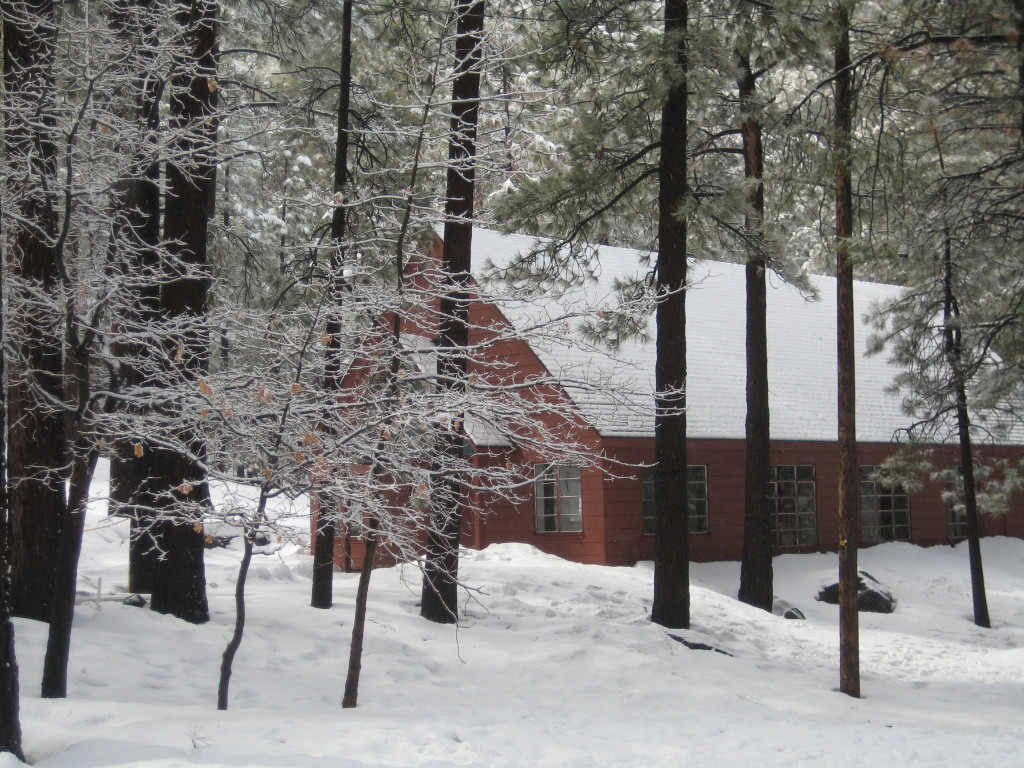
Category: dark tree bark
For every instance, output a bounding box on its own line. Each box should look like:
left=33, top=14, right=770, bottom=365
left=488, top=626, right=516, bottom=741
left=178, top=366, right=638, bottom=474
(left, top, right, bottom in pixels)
left=342, top=527, right=378, bottom=708
left=40, top=443, right=98, bottom=699
left=942, top=236, right=991, bottom=628
left=420, top=0, right=485, bottom=625
left=149, top=0, right=218, bottom=624
left=310, top=511, right=336, bottom=609
left=312, top=0, right=354, bottom=610
left=108, top=0, right=163, bottom=595
left=148, top=489, right=209, bottom=624
left=834, top=0, right=860, bottom=699
left=736, top=37, right=773, bottom=612
left=217, top=532, right=253, bottom=709
left=3, top=0, right=66, bottom=623
left=651, top=0, right=690, bottom=630
left=0, top=213, right=25, bottom=761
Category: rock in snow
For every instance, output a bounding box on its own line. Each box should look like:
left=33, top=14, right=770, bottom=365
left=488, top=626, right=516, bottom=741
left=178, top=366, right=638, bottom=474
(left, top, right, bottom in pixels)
left=816, top=570, right=897, bottom=613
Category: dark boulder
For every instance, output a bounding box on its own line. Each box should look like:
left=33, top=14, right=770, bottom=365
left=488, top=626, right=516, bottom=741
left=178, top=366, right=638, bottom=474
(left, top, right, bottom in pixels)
left=816, top=570, right=896, bottom=614
left=772, top=598, right=806, bottom=620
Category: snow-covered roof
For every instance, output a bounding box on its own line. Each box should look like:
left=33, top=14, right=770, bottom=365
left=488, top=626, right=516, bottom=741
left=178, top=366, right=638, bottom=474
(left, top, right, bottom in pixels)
left=468, top=227, right=917, bottom=443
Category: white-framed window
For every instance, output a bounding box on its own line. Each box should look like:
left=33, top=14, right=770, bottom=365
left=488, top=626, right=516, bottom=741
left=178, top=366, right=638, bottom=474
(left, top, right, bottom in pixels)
left=860, top=465, right=910, bottom=543
left=770, top=465, right=817, bottom=546
left=534, top=463, right=582, bottom=533
left=641, top=465, right=708, bottom=535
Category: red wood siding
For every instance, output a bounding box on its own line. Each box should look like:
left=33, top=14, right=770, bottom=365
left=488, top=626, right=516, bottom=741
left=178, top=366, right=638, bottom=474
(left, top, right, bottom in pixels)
left=473, top=436, right=1024, bottom=566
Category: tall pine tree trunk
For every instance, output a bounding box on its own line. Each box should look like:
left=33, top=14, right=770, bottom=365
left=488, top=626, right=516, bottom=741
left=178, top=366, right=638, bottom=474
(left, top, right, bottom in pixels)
left=651, top=0, right=690, bottom=630
left=942, top=235, right=990, bottom=628
left=312, top=0, right=355, bottom=610
left=149, top=0, right=218, bottom=624
left=834, top=0, right=860, bottom=698
left=108, top=0, right=163, bottom=595
left=736, top=37, right=773, bottom=612
left=420, top=0, right=484, bottom=625
left=0, top=221, right=25, bottom=760
left=3, top=0, right=66, bottom=623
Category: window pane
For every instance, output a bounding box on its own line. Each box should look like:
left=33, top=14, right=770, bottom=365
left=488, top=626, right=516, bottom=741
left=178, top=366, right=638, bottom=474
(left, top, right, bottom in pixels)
left=641, top=467, right=654, bottom=534
left=771, top=466, right=817, bottom=546
left=860, top=464, right=910, bottom=542
left=688, top=500, right=708, bottom=534
left=535, top=463, right=582, bottom=533
left=537, top=512, right=557, bottom=532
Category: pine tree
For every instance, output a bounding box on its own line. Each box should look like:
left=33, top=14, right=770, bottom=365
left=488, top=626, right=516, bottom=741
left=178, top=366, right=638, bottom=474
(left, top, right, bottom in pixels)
left=148, top=0, right=219, bottom=625
left=651, top=0, right=691, bottom=630
left=735, top=0, right=772, bottom=613
left=107, top=0, right=164, bottom=596
left=0, top=215, right=24, bottom=763
left=420, top=0, right=486, bottom=625
left=311, top=0, right=355, bottom=611
left=833, top=0, right=861, bottom=700
left=2, top=0, right=66, bottom=623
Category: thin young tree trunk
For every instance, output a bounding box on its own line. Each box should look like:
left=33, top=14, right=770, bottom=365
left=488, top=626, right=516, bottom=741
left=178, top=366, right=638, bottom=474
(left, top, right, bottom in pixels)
left=217, top=533, right=253, bottom=710
left=40, top=451, right=96, bottom=698
left=3, top=0, right=66, bottom=623
left=651, top=0, right=690, bottom=630
left=736, top=38, right=773, bottom=612
left=0, top=229, right=25, bottom=760
left=342, top=527, right=378, bottom=708
left=942, top=235, right=990, bottom=628
left=834, top=0, right=860, bottom=699
left=313, top=0, right=354, bottom=610
left=150, top=0, right=218, bottom=624
left=42, top=288, right=102, bottom=698
left=421, top=0, right=484, bottom=625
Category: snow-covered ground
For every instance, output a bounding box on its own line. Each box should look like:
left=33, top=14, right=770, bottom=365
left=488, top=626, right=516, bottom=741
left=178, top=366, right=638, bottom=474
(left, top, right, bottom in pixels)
left=10, top=462, right=1024, bottom=767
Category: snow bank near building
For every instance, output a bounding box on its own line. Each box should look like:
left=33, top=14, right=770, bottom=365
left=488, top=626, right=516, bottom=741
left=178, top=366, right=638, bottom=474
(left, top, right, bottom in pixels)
left=11, top=462, right=1024, bottom=767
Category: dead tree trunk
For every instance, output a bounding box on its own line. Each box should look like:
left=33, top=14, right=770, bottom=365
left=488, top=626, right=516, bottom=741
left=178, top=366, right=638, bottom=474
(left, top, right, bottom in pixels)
left=651, top=0, right=690, bottom=630
left=420, top=0, right=485, bottom=625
